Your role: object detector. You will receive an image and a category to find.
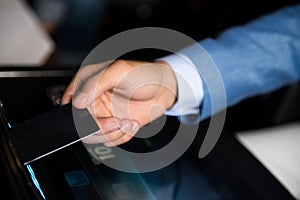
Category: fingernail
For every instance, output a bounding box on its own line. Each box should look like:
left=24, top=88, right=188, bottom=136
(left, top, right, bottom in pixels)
left=107, top=121, right=119, bottom=132
left=75, top=92, right=89, bottom=105
left=121, top=122, right=131, bottom=134
left=132, top=122, right=139, bottom=133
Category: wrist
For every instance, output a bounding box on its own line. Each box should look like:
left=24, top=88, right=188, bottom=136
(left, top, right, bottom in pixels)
left=154, top=60, right=178, bottom=110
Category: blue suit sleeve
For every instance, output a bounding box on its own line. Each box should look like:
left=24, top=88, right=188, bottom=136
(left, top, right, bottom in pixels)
left=181, top=4, right=300, bottom=121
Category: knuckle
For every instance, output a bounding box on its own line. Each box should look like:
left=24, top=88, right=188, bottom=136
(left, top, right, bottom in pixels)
left=113, top=59, right=127, bottom=66
left=107, top=131, right=123, bottom=141
left=122, top=135, right=132, bottom=143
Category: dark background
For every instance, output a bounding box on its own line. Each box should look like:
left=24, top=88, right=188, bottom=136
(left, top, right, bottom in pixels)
left=20, top=0, right=300, bottom=131
left=25, top=0, right=300, bottom=63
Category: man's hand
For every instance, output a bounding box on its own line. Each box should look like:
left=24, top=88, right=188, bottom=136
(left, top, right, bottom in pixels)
left=61, top=60, right=177, bottom=146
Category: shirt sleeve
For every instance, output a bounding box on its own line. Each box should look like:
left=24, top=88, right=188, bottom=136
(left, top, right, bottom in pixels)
left=157, top=53, right=204, bottom=124
left=158, top=3, right=300, bottom=122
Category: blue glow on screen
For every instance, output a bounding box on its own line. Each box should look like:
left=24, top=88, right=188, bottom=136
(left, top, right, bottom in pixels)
left=26, top=165, right=46, bottom=199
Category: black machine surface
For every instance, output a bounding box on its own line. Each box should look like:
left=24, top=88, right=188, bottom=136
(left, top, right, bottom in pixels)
left=0, top=67, right=297, bottom=200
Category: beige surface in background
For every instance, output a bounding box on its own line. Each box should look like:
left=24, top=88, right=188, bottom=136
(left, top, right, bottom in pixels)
left=236, top=122, right=300, bottom=200
left=0, top=0, right=54, bottom=66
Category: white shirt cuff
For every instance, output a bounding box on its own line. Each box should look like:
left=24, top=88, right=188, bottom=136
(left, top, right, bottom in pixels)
left=157, top=53, right=204, bottom=117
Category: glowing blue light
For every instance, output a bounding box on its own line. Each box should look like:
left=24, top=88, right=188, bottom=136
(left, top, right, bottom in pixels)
left=26, top=165, right=46, bottom=199
left=7, top=122, right=11, bottom=129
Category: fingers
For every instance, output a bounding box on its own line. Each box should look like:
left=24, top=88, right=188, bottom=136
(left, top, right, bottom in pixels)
left=104, top=119, right=139, bottom=146
left=72, top=60, right=136, bottom=109
left=82, top=117, right=140, bottom=146
left=61, top=61, right=112, bottom=106
left=61, top=77, right=75, bottom=105
left=72, top=72, right=102, bottom=109
left=72, top=67, right=115, bottom=109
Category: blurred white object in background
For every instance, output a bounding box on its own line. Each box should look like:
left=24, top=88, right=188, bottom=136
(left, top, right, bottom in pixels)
left=0, top=0, right=55, bottom=66
left=236, top=122, right=300, bottom=200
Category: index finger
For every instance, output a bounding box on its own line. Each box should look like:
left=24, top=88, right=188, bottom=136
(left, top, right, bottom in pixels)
left=61, top=61, right=112, bottom=105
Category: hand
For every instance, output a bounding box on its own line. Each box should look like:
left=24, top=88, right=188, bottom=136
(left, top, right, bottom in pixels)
left=61, top=60, right=177, bottom=146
